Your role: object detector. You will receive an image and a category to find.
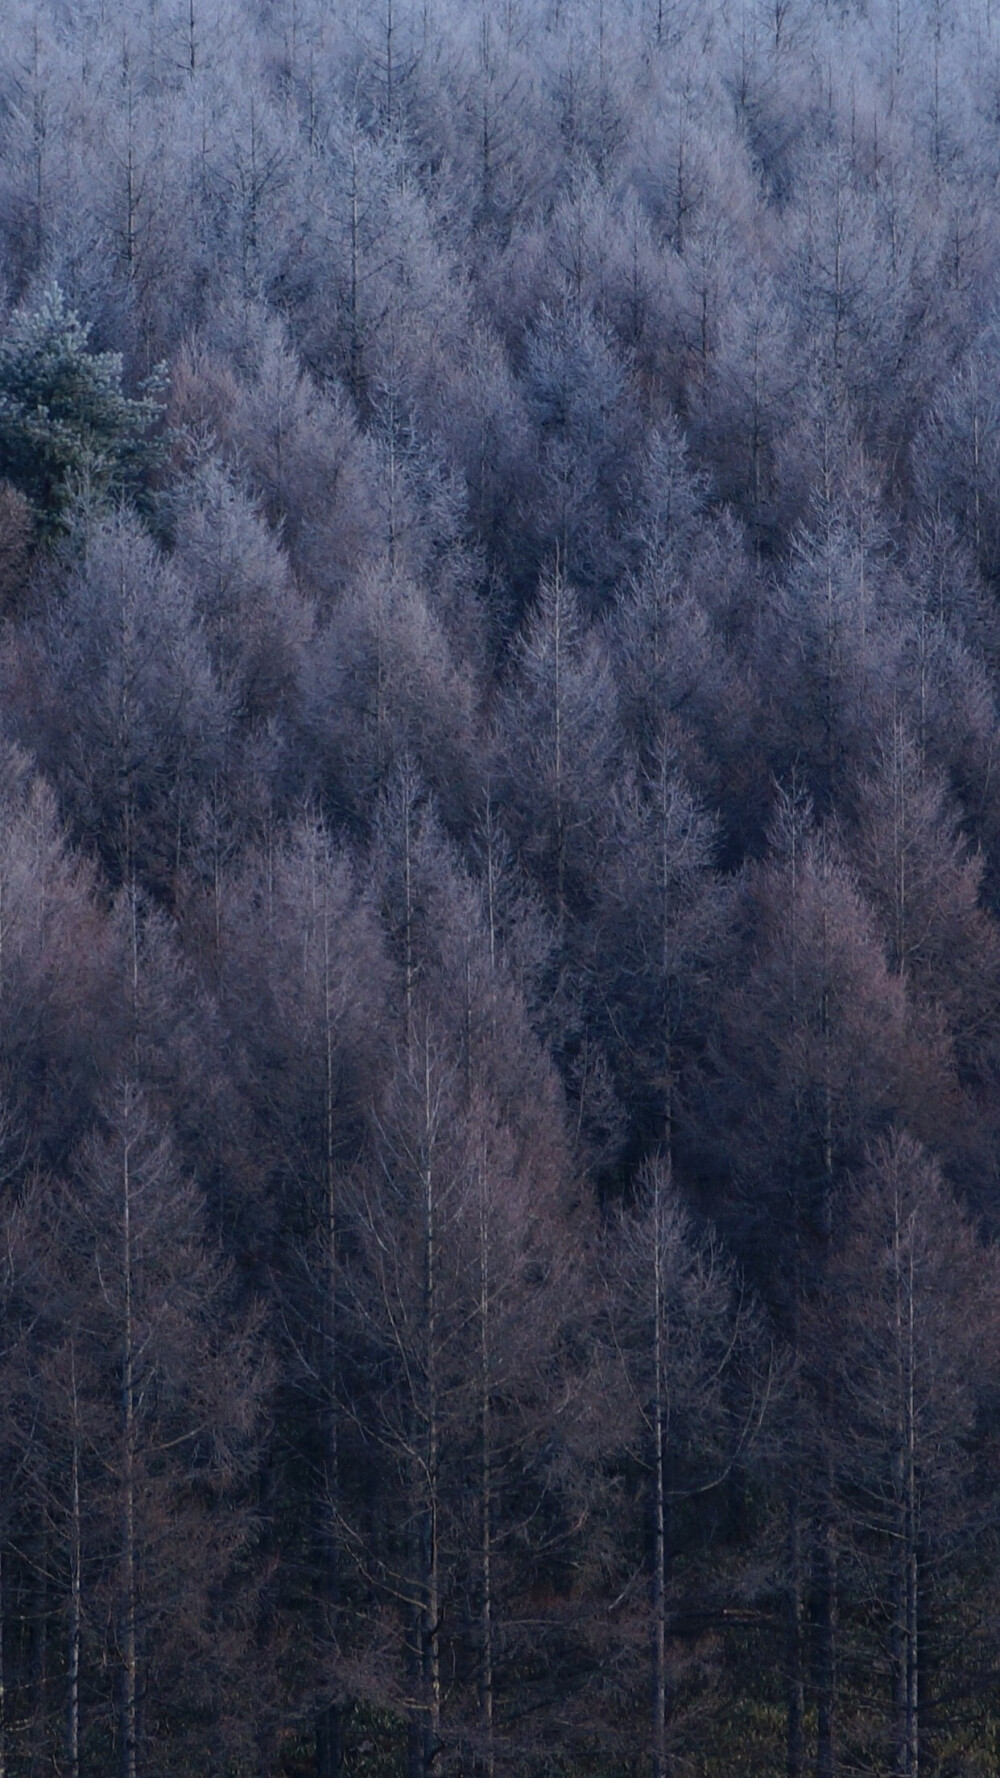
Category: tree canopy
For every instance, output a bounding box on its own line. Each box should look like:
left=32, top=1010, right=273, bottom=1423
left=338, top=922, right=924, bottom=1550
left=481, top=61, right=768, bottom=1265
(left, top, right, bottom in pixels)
left=0, top=0, right=999, bottom=1774
left=0, top=284, right=164, bottom=528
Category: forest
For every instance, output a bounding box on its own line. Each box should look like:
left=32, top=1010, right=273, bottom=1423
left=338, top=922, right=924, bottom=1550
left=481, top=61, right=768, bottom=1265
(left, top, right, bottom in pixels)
left=2, top=0, right=1000, bottom=1772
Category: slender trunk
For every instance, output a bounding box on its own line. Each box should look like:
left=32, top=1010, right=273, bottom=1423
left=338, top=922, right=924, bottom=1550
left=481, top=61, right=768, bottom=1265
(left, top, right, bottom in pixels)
left=652, top=1166, right=670, bottom=1778
left=814, top=1017, right=836, bottom=1778
left=0, top=849, right=5, bottom=1011
left=892, top=1534, right=906, bottom=1776
left=824, top=560, right=837, bottom=806
left=315, top=1701, right=340, bottom=1778
left=29, top=1524, right=48, bottom=1778
left=478, top=1144, right=494, bottom=1778
left=816, top=905, right=837, bottom=1778
left=484, top=799, right=497, bottom=976
left=0, top=1535, right=6, bottom=1778
left=814, top=1444, right=837, bottom=1778
left=906, top=1528, right=918, bottom=1778
left=891, top=1219, right=907, bottom=1776
left=67, top=1349, right=82, bottom=1778
left=386, top=400, right=396, bottom=572
left=32, top=24, right=45, bottom=262
left=422, top=1047, right=441, bottom=1778
left=657, top=750, right=675, bottom=1155
left=121, top=43, right=137, bottom=285
left=121, top=1125, right=138, bottom=1778
left=385, top=0, right=395, bottom=128
left=403, top=787, right=415, bottom=1062
left=786, top=1484, right=805, bottom=1778
left=832, top=188, right=844, bottom=374
left=125, top=129, right=136, bottom=280
left=973, top=399, right=982, bottom=558
left=480, top=78, right=492, bottom=218
left=787, top=808, right=804, bottom=1778
left=905, top=1117, right=918, bottom=1778
left=254, top=1439, right=279, bottom=1778
left=552, top=562, right=566, bottom=930
left=349, top=129, right=361, bottom=403
left=891, top=1503, right=918, bottom=1778
left=407, top=1707, right=422, bottom=1778
left=317, top=883, right=341, bottom=1778
left=892, top=1200, right=919, bottom=1778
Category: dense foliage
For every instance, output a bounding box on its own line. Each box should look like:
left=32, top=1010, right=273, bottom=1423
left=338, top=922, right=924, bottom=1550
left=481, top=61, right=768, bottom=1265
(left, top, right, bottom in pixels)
left=2, top=0, right=1000, bottom=1774
left=0, top=283, right=164, bottom=527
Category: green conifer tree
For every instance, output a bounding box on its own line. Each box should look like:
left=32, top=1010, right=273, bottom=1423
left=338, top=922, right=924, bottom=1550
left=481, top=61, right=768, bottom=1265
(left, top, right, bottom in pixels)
left=0, top=285, right=165, bottom=531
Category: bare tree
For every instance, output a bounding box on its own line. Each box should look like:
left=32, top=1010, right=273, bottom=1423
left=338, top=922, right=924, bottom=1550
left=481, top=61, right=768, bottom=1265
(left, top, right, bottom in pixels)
left=812, top=1132, right=1000, bottom=1778
left=44, top=1080, right=265, bottom=1778
left=601, top=1157, right=773, bottom=1778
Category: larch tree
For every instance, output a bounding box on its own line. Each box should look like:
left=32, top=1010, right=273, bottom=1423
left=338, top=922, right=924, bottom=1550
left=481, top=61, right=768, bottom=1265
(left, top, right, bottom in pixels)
left=210, top=813, right=389, bottom=1777
left=587, top=745, right=725, bottom=1161
left=709, top=789, right=942, bottom=1778
left=600, top=1157, right=773, bottom=1778
left=494, top=565, right=618, bottom=929
left=47, top=1081, right=265, bottom=1778
left=18, top=508, right=225, bottom=896
left=342, top=1009, right=583, bottom=1778
left=812, top=1132, right=1000, bottom=1777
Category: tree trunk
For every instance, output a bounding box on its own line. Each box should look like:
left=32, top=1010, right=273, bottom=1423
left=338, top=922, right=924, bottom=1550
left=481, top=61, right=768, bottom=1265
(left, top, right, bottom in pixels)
left=786, top=1485, right=805, bottom=1778
left=349, top=129, right=361, bottom=404
left=815, top=898, right=837, bottom=1778
left=552, top=561, right=567, bottom=930
left=814, top=1445, right=837, bottom=1778
left=421, top=1045, right=441, bottom=1778
left=892, top=1190, right=919, bottom=1778
left=120, top=1121, right=138, bottom=1778
left=652, top=1164, right=670, bottom=1778
left=317, top=877, right=342, bottom=1778
left=478, top=1143, right=495, bottom=1778
left=67, top=1348, right=82, bottom=1778
left=28, top=1523, right=48, bottom=1778
left=0, top=1532, right=6, bottom=1778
